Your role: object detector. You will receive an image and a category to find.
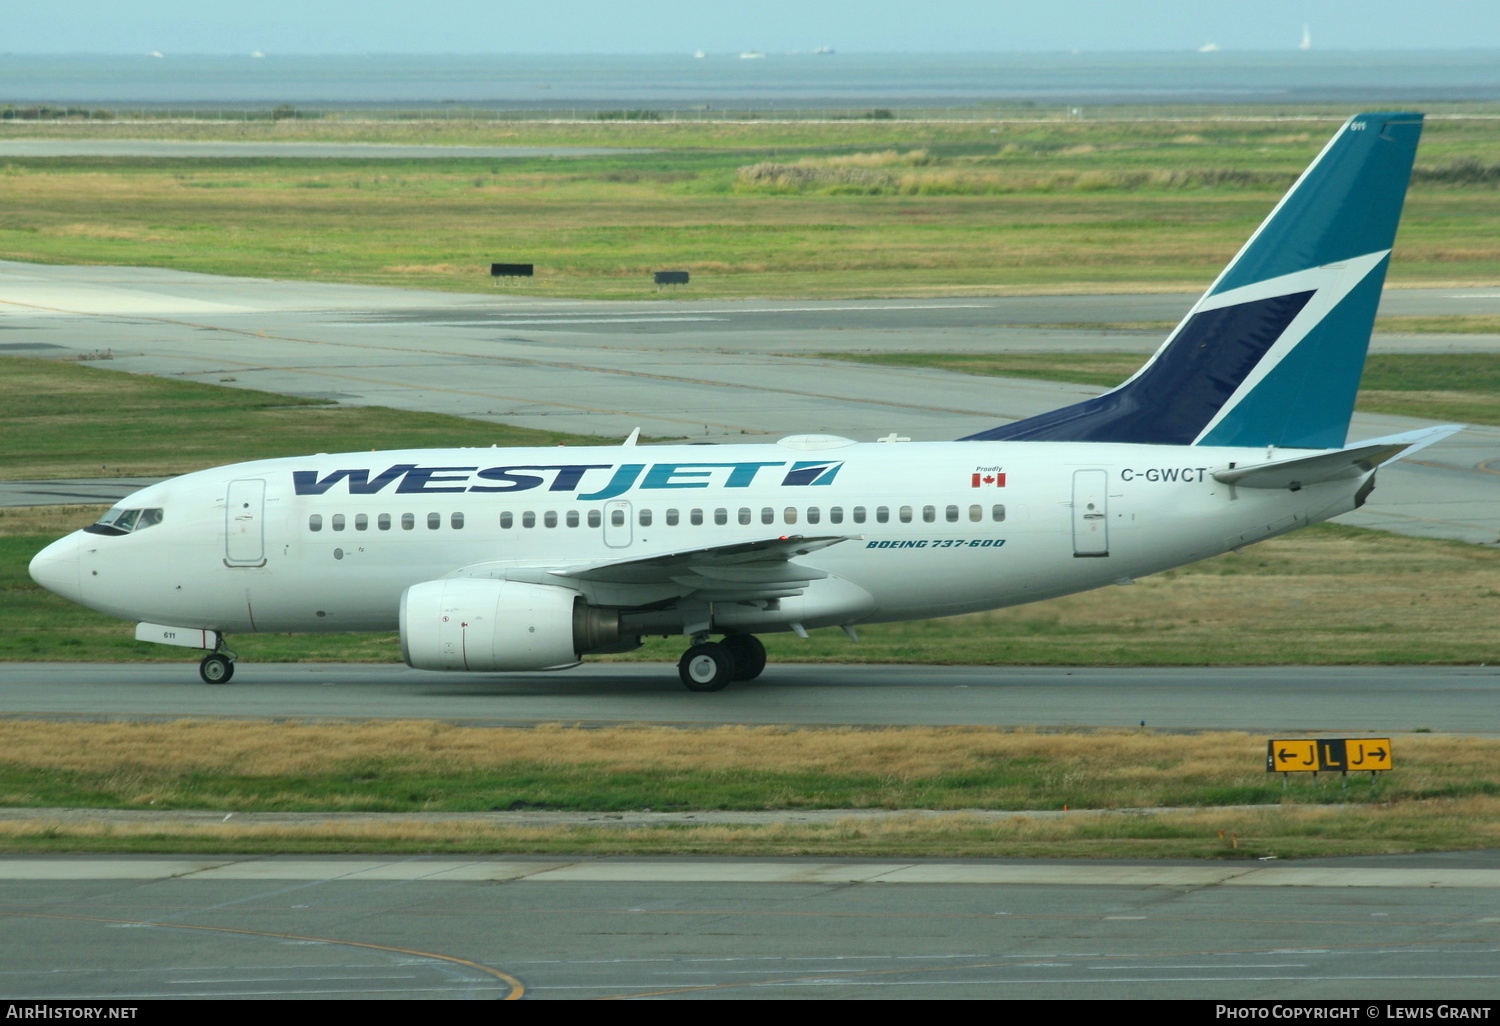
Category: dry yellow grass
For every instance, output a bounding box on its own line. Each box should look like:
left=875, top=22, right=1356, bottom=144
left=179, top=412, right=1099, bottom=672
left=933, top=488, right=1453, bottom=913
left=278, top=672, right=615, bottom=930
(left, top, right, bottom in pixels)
left=381, top=263, right=465, bottom=274
left=0, top=505, right=104, bottom=537
left=1, top=720, right=1491, bottom=783
left=3, top=799, right=1498, bottom=859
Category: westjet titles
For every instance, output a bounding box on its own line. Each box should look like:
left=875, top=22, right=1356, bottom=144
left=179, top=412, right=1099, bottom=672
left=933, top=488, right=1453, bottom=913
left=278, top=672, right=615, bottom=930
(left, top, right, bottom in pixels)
left=292, top=459, right=848, bottom=499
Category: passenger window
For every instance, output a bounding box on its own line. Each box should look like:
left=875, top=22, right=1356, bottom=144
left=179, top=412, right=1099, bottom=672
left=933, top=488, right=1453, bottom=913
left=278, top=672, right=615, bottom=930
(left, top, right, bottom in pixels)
left=969, top=504, right=983, bottom=523
left=332, top=514, right=345, bottom=532
left=589, top=509, right=602, bottom=528
left=829, top=507, right=843, bottom=524
left=922, top=505, right=935, bottom=523
left=523, top=512, right=536, bottom=528
left=566, top=510, right=580, bottom=528
left=666, top=508, right=680, bottom=526
left=899, top=506, right=913, bottom=523
left=806, top=507, right=821, bottom=525
left=946, top=505, right=959, bottom=523
left=500, top=512, right=513, bottom=529
left=739, top=508, right=752, bottom=526
left=784, top=507, right=798, bottom=525
left=610, top=509, right=624, bottom=527
left=760, top=507, right=774, bottom=525
left=690, top=508, right=703, bottom=526
left=639, top=509, right=652, bottom=527
left=714, top=508, right=728, bottom=525
left=992, top=504, right=1006, bottom=522
left=876, top=506, right=889, bottom=524
left=401, top=513, right=414, bottom=531
left=452, top=512, right=465, bottom=530
left=309, top=514, right=322, bottom=532
left=852, top=506, right=867, bottom=524
left=542, top=511, right=556, bottom=528
left=378, top=513, right=391, bottom=531
left=427, top=513, right=441, bottom=530
left=355, top=513, right=369, bottom=531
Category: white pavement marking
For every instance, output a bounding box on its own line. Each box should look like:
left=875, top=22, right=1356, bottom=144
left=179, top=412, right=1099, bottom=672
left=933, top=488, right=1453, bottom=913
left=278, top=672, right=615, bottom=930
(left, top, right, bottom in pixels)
left=472, top=316, right=727, bottom=325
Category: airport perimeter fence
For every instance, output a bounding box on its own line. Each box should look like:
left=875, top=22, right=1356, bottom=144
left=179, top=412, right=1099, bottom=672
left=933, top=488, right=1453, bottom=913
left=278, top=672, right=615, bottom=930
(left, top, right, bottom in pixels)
left=6, top=102, right=1500, bottom=124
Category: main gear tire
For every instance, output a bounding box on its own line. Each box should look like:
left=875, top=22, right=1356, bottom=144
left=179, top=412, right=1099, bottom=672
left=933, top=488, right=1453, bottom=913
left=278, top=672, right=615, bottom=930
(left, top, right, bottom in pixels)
left=720, top=634, right=767, bottom=681
left=678, top=643, right=736, bottom=692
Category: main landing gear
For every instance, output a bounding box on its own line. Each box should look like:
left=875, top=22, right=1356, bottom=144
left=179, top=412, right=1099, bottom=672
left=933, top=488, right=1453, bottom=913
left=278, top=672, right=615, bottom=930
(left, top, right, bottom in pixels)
left=677, top=633, right=766, bottom=692
left=198, top=645, right=237, bottom=685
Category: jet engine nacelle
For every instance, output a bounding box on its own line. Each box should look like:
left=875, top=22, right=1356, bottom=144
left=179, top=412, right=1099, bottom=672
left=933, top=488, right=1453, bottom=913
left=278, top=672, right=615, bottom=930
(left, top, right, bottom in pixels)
left=399, top=578, right=620, bottom=672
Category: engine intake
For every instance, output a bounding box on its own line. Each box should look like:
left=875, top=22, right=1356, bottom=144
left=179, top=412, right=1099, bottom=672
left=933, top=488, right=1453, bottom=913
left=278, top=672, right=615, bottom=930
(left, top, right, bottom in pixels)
left=399, top=579, right=622, bottom=672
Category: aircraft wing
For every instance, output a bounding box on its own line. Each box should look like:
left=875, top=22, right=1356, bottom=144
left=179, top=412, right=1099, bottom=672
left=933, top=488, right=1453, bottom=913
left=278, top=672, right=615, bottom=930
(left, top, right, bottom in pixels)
left=1212, top=425, right=1465, bottom=490
left=547, top=534, right=852, bottom=588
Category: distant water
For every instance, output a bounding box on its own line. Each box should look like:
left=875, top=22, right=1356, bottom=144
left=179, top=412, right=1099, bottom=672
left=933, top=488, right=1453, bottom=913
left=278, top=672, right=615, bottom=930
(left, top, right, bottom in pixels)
left=4, top=52, right=1500, bottom=108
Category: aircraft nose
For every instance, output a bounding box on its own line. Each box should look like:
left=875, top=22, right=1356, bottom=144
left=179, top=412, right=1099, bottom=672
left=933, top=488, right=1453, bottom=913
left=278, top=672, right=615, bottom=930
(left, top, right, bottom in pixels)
left=29, top=533, right=83, bottom=604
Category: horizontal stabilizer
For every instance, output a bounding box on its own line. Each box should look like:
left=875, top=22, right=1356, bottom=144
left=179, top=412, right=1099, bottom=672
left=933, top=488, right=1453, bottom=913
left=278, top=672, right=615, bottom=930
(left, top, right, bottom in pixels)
left=1212, top=425, right=1464, bottom=490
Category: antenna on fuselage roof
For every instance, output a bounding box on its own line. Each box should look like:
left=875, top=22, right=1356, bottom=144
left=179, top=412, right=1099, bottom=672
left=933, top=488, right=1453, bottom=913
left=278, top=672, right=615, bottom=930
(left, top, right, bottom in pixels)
left=622, top=427, right=641, bottom=447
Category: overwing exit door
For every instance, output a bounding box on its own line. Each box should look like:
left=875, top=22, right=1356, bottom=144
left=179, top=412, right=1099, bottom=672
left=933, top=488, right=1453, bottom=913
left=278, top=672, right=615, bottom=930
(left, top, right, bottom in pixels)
left=603, top=500, right=632, bottom=548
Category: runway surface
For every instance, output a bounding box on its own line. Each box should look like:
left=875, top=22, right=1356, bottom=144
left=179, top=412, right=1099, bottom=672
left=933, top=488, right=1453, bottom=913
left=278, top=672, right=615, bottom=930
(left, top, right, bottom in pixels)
left=5, top=662, right=1498, bottom=733
left=3, top=261, right=1497, bottom=544
left=2, top=853, right=1497, bottom=999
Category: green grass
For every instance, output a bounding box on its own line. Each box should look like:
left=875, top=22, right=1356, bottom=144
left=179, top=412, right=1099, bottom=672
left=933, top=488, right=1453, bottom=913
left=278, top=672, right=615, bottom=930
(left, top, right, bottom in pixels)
left=2, top=723, right=1498, bottom=857
left=0, top=356, right=604, bottom=481
left=2, top=116, right=1499, bottom=299
left=822, top=352, right=1500, bottom=426
left=0, top=722, right=1485, bottom=813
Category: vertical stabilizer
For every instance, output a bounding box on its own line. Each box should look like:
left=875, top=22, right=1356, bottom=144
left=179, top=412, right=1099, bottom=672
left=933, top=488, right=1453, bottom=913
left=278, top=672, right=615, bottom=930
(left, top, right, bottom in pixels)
left=963, top=113, right=1424, bottom=449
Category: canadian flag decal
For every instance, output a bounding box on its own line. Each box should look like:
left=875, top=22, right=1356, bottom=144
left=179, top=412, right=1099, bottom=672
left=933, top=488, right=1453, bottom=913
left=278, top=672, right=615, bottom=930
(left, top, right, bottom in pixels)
left=971, top=469, right=1006, bottom=488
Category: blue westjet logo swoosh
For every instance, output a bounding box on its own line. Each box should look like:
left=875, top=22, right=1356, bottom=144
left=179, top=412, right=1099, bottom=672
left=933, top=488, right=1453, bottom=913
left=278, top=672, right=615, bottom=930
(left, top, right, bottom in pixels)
left=292, top=461, right=844, bottom=499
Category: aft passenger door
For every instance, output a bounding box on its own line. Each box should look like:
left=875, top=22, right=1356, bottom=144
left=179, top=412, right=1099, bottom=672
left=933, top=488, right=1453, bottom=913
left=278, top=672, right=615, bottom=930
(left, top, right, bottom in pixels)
left=224, top=478, right=267, bottom=567
left=1071, top=469, right=1109, bottom=558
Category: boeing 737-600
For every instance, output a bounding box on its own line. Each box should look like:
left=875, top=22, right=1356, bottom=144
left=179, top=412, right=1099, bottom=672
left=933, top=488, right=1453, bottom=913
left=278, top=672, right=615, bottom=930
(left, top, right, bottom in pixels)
left=30, top=112, right=1457, bottom=690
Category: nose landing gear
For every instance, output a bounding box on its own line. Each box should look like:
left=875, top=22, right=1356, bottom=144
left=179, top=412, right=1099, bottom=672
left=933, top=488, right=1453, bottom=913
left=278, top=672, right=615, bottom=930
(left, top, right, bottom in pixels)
left=198, top=646, right=237, bottom=685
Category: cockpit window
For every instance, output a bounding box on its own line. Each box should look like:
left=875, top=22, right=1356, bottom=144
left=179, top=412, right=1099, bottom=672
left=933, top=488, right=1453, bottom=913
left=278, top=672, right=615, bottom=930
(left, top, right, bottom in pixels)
left=85, top=507, right=164, bottom=536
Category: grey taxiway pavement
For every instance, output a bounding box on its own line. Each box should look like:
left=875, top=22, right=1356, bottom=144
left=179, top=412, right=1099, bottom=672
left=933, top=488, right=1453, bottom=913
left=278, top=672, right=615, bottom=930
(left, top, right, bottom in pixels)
left=2, top=852, right=1498, bottom=999
left=3, top=260, right=1498, bottom=545
left=5, top=662, right=1498, bottom=733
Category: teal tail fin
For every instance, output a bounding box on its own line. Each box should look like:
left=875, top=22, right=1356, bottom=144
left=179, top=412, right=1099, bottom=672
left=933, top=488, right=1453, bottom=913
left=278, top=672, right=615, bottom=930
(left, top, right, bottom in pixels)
left=963, top=113, right=1424, bottom=449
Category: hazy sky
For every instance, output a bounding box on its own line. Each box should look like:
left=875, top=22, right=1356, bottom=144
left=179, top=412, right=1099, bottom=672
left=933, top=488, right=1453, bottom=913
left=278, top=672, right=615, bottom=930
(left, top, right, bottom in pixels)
left=9, top=1, right=1500, bottom=54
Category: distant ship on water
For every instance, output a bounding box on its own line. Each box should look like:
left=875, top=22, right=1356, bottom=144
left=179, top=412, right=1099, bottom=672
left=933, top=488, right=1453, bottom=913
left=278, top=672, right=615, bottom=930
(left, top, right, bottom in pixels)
left=1197, top=42, right=1220, bottom=53
left=1299, top=25, right=1312, bottom=50
left=739, top=51, right=765, bottom=60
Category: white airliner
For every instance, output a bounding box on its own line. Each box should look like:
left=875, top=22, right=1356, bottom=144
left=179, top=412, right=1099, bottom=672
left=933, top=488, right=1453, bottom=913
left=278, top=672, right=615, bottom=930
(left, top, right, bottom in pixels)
left=30, top=112, right=1455, bottom=691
